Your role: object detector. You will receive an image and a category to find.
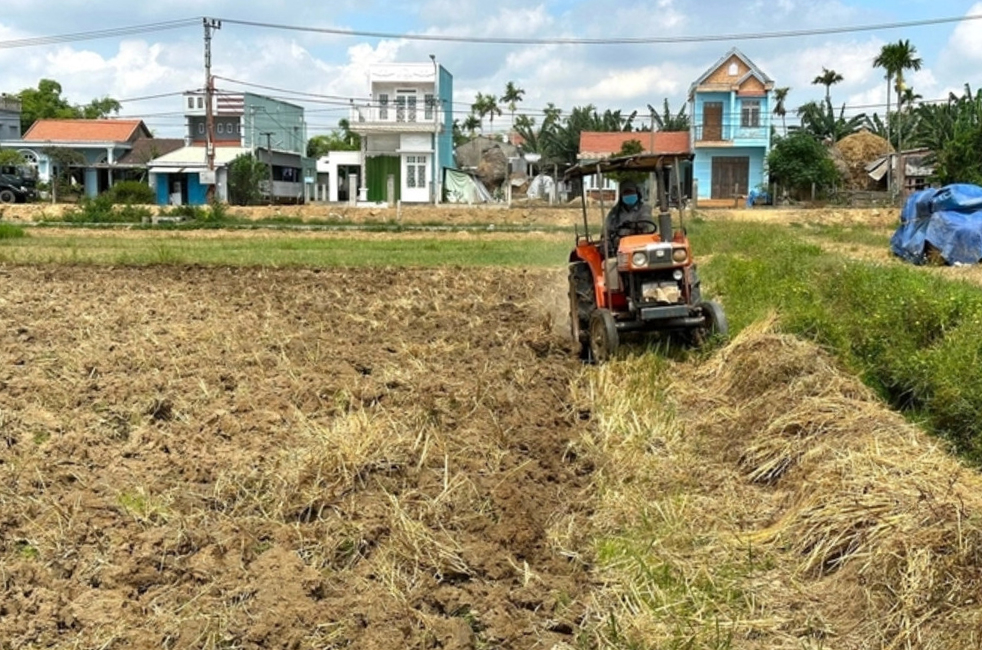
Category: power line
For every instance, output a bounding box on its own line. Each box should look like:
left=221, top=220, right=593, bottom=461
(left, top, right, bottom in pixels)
left=0, top=18, right=200, bottom=49
left=216, top=13, right=982, bottom=46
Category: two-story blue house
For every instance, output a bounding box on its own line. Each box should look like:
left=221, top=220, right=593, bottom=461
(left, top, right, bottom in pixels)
left=689, top=48, right=774, bottom=203
left=349, top=61, right=453, bottom=204
left=148, top=92, right=315, bottom=205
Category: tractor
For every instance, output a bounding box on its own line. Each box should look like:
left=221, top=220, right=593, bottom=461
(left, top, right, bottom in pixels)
left=566, top=153, right=727, bottom=362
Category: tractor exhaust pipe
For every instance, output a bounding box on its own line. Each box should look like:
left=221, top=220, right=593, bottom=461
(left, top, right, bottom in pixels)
left=656, top=160, right=672, bottom=239
left=659, top=212, right=673, bottom=241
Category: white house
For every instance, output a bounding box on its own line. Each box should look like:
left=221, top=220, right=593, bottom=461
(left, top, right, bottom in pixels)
left=349, top=61, right=454, bottom=204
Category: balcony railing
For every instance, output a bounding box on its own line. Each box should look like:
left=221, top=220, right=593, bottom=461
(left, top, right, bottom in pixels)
left=350, top=105, right=439, bottom=127
left=694, top=125, right=768, bottom=142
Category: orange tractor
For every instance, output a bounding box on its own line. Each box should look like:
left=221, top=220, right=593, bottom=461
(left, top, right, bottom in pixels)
left=566, top=153, right=727, bottom=362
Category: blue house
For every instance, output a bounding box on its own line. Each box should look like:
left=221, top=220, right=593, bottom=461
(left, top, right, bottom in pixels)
left=350, top=61, right=453, bottom=203
left=689, top=48, right=774, bottom=203
left=148, top=92, right=315, bottom=205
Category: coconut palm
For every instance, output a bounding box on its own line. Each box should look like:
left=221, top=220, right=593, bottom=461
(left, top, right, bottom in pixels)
left=648, top=98, right=689, bottom=132
left=474, top=93, right=502, bottom=135
left=502, top=81, right=525, bottom=127
left=796, top=98, right=865, bottom=143
left=812, top=68, right=844, bottom=102
left=462, top=113, right=481, bottom=136
left=773, top=87, right=790, bottom=135
left=471, top=93, right=493, bottom=133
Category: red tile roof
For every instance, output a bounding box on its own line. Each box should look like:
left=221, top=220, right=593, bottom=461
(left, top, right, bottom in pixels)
left=579, top=131, right=691, bottom=158
left=22, top=119, right=151, bottom=143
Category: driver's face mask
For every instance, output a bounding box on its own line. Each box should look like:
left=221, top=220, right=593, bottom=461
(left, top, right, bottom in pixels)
left=622, top=193, right=638, bottom=207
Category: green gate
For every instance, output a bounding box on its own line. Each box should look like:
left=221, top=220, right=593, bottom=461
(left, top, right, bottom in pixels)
left=366, top=155, right=400, bottom=203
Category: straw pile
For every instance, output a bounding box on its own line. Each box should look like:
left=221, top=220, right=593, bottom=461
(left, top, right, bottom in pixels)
left=677, top=318, right=982, bottom=648
left=834, top=130, right=894, bottom=190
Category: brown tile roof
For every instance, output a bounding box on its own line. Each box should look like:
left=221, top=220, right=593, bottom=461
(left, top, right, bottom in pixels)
left=22, top=119, right=151, bottom=143
left=579, top=131, right=691, bottom=158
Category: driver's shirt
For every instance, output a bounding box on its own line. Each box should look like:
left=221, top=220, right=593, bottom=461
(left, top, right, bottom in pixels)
left=605, top=202, right=653, bottom=256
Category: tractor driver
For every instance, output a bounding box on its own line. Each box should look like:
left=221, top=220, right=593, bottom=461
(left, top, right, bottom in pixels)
left=605, top=179, right=653, bottom=256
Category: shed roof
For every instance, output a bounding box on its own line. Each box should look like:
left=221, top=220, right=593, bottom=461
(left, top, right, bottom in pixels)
left=148, top=146, right=252, bottom=168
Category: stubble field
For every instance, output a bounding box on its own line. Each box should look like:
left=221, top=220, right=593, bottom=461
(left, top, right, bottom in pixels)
left=6, top=205, right=982, bottom=649
left=0, top=264, right=593, bottom=649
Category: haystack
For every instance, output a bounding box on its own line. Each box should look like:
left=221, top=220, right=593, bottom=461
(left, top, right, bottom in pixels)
left=677, top=319, right=982, bottom=648
left=834, top=130, right=893, bottom=190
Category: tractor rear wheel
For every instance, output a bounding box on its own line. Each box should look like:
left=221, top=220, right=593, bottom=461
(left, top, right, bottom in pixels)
left=568, top=261, right=594, bottom=360
left=0, top=189, right=15, bottom=204
left=589, top=308, right=619, bottom=363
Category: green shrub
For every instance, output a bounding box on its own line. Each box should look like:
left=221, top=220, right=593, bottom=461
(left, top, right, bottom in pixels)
left=62, top=194, right=151, bottom=223
left=105, top=180, right=155, bottom=205
left=0, top=223, right=26, bottom=239
left=701, top=220, right=982, bottom=463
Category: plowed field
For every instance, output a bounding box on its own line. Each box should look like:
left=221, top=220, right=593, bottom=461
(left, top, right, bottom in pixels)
left=0, top=266, right=593, bottom=649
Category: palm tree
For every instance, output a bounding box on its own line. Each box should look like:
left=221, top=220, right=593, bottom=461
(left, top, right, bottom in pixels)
left=472, top=93, right=502, bottom=135
left=900, top=87, right=922, bottom=113
left=648, top=98, right=689, bottom=132
left=502, top=81, right=525, bottom=128
left=543, top=102, right=562, bottom=125
left=462, top=114, right=481, bottom=136
left=796, top=98, right=865, bottom=142
left=471, top=93, right=492, bottom=133
left=874, top=39, right=923, bottom=191
left=812, top=68, right=844, bottom=102
left=485, top=94, right=502, bottom=135
left=773, top=87, right=790, bottom=135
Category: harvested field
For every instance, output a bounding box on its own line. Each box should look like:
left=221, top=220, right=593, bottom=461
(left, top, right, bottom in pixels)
left=0, top=265, right=593, bottom=649
left=585, top=320, right=982, bottom=649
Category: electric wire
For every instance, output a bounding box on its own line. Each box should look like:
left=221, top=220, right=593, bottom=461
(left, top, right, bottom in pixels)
left=216, top=13, right=982, bottom=45
left=0, top=18, right=200, bottom=49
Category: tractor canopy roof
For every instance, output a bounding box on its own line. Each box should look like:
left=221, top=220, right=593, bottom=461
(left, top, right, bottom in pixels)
left=564, top=152, right=694, bottom=181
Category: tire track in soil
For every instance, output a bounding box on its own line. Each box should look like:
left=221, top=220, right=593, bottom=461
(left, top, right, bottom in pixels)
left=0, top=265, right=595, bottom=650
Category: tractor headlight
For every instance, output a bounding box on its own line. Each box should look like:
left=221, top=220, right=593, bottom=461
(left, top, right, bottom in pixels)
left=673, top=269, right=684, bottom=281
left=631, top=251, right=648, bottom=267
left=672, top=247, right=688, bottom=263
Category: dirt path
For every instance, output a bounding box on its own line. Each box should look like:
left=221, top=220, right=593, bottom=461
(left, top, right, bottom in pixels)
left=0, top=266, right=594, bottom=649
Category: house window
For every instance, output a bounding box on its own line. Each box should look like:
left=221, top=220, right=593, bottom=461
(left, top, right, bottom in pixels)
left=217, top=123, right=224, bottom=134
left=741, top=100, right=760, bottom=128
left=728, top=62, right=738, bottom=76
left=197, top=123, right=205, bottom=135
left=187, top=97, right=195, bottom=110
left=197, top=97, right=204, bottom=109
left=424, top=94, right=434, bottom=120
left=405, top=155, right=427, bottom=189
left=378, top=94, right=389, bottom=120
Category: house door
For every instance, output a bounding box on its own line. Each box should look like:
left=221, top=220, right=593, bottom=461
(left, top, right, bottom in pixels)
left=703, top=102, right=723, bottom=141
left=711, top=156, right=749, bottom=199
left=401, top=154, right=429, bottom=203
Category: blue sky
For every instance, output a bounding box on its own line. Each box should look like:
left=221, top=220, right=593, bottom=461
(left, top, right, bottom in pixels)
left=1, top=0, right=981, bottom=138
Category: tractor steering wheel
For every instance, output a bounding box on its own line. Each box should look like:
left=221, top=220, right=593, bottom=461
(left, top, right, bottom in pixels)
left=617, top=219, right=658, bottom=237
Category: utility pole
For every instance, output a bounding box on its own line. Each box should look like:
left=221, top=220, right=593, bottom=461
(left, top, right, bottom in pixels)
left=261, top=131, right=274, bottom=205
left=203, top=18, right=222, bottom=203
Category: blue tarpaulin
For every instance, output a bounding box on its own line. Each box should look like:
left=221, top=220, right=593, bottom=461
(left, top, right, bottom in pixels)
left=890, top=184, right=982, bottom=265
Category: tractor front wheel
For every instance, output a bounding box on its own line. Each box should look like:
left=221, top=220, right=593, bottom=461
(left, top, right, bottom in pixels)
left=692, top=301, right=728, bottom=347
left=589, top=308, right=619, bottom=363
